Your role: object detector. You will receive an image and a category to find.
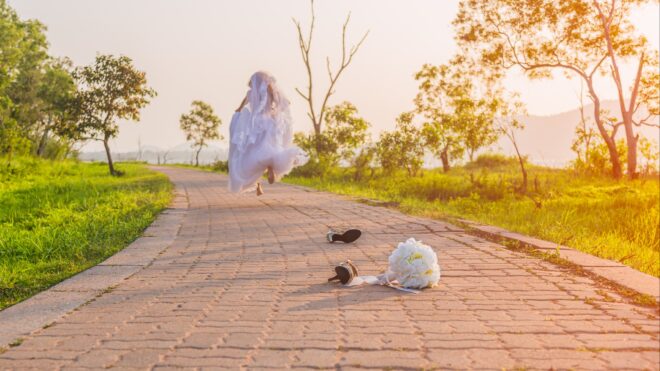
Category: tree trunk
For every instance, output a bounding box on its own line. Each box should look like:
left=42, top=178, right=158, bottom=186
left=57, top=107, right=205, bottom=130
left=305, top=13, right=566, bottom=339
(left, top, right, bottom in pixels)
left=103, top=135, right=116, bottom=176
left=313, top=128, right=323, bottom=156
left=37, top=125, right=50, bottom=157
left=440, top=150, right=450, bottom=173
left=195, top=146, right=202, bottom=167
left=622, top=114, right=638, bottom=179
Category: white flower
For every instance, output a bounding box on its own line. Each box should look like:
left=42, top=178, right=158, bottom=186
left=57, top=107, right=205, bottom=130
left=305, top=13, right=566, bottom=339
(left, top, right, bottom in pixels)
left=386, top=238, right=440, bottom=289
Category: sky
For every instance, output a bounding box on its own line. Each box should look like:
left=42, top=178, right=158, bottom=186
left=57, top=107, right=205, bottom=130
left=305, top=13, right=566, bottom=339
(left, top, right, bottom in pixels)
left=8, top=0, right=660, bottom=153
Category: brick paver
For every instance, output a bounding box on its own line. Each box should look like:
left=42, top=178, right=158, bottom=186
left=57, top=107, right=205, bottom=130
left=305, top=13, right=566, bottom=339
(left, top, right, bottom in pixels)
left=1, top=167, right=658, bottom=370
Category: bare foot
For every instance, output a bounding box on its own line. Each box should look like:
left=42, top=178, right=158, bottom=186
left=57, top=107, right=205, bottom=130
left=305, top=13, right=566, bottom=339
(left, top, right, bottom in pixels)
left=267, top=166, right=275, bottom=184
left=256, top=182, right=264, bottom=196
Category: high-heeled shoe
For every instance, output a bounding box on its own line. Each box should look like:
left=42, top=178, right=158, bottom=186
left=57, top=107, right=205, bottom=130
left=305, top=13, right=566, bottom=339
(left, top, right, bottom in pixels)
left=327, top=229, right=362, bottom=243
left=328, top=260, right=359, bottom=285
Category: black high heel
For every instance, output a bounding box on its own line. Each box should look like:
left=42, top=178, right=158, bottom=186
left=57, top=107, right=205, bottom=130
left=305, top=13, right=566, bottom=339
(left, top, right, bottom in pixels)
left=327, top=229, right=362, bottom=243
left=327, top=260, right=359, bottom=284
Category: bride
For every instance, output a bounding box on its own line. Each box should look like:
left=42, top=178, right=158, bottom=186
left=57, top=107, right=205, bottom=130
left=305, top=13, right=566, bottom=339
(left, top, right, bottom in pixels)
left=228, top=71, right=307, bottom=195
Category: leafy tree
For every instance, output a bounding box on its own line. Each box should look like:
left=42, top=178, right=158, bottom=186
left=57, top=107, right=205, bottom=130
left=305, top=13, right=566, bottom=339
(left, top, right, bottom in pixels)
left=0, top=1, right=24, bottom=95
left=454, top=0, right=660, bottom=179
left=376, top=112, right=424, bottom=176
left=295, top=101, right=370, bottom=170
left=414, top=64, right=461, bottom=172
left=74, top=54, right=156, bottom=175
left=293, top=0, right=368, bottom=152
left=35, top=59, right=78, bottom=157
left=0, top=0, right=46, bottom=159
left=351, top=143, right=377, bottom=181
left=414, top=58, right=499, bottom=171
left=179, top=100, right=221, bottom=166
left=6, top=16, right=48, bottom=144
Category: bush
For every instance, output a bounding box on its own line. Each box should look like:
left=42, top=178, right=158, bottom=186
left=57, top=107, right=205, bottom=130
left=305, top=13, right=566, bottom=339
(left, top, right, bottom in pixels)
left=211, top=160, right=228, bottom=172
left=466, top=153, right=521, bottom=169
left=571, top=137, right=627, bottom=177
left=351, top=145, right=377, bottom=181
left=288, top=159, right=328, bottom=178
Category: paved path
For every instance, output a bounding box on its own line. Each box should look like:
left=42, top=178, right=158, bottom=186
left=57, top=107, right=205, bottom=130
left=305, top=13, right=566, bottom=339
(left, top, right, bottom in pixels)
left=0, top=167, right=658, bottom=370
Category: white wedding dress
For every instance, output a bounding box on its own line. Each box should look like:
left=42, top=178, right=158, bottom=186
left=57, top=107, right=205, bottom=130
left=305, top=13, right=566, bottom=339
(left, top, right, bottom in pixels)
left=228, top=71, right=308, bottom=193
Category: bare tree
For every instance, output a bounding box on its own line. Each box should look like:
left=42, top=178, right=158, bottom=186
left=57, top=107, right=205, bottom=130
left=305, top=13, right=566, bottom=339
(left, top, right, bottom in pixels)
left=572, top=84, right=598, bottom=169
left=495, top=94, right=528, bottom=193
left=160, top=148, right=171, bottom=164
left=292, top=0, right=369, bottom=138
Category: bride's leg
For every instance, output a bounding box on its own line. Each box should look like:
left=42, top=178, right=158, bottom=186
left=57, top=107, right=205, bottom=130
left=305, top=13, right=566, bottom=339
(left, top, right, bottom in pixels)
left=267, top=166, right=275, bottom=184
left=256, top=182, right=264, bottom=196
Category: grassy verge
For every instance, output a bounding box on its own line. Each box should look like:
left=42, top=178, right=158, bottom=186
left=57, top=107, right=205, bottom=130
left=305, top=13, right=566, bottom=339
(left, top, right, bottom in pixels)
left=284, top=160, right=659, bottom=277
left=162, top=161, right=227, bottom=173
left=0, top=158, right=172, bottom=310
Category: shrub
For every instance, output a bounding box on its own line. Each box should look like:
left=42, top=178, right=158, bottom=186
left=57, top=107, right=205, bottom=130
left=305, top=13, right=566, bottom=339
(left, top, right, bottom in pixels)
left=211, top=160, right=228, bottom=172
left=466, top=153, right=521, bottom=169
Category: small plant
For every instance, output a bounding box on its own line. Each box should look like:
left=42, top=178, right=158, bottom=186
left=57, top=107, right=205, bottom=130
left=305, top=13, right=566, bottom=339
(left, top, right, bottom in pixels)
left=211, top=160, right=228, bottom=173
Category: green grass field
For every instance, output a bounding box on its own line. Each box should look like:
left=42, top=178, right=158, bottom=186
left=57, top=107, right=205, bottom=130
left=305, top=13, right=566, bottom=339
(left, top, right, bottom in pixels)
left=284, top=159, right=660, bottom=277
left=0, top=158, right=172, bottom=309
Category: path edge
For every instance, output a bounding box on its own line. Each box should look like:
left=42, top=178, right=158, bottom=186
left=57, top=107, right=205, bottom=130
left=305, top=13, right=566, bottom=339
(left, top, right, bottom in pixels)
left=455, top=218, right=659, bottom=304
left=0, top=169, right=188, bottom=349
left=285, top=181, right=659, bottom=305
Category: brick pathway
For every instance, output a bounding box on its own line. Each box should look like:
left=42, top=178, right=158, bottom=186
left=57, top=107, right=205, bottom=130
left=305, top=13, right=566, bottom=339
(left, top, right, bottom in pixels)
left=0, top=167, right=658, bottom=370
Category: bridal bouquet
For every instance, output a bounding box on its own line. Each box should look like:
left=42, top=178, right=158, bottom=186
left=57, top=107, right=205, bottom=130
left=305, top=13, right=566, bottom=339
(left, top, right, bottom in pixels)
left=343, top=238, right=441, bottom=292
left=384, top=238, right=441, bottom=289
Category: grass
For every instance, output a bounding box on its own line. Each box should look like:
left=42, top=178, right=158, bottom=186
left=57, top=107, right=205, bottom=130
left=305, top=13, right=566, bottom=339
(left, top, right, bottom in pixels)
left=283, top=159, right=659, bottom=277
left=163, top=160, right=228, bottom=173
left=0, top=157, right=172, bottom=310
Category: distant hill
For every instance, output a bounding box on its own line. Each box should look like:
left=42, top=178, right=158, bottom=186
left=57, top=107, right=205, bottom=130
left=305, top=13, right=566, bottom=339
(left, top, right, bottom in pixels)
left=490, top=100, right=658, bottom=167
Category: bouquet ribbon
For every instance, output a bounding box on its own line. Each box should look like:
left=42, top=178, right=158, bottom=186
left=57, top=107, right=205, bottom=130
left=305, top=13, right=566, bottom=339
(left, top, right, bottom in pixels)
left=346, top=272, right=421, bottom=294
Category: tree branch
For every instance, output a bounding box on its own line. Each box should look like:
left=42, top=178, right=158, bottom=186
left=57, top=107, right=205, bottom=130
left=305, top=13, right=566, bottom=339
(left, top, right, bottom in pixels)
left=628, top=51, right=645, bottom=114
left=594, top=0, right=627, bottom=114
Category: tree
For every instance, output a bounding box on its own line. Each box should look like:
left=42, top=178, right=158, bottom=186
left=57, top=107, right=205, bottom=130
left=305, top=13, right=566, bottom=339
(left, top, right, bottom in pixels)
left=454, top=0, right=660, bottom=179
left=414, top=58, right=499, bottom=171
left=35, top=58, right=78, bottom=157
left=351, top=143, right=377, bottom=180
left=0, top=1, right=24, bottom=97
left=0, top=0, right=47, bottom=159
left=376, top=112, right=424, bottom=176
left=295, top=101, right=370, bottom=169
left=6, top=16, right=48, bottom=145
left=292, top=0, right=368, bottom=145
left=74, top=54, right=156, bottom=175
left=179, top=100, right=221, bottom=166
